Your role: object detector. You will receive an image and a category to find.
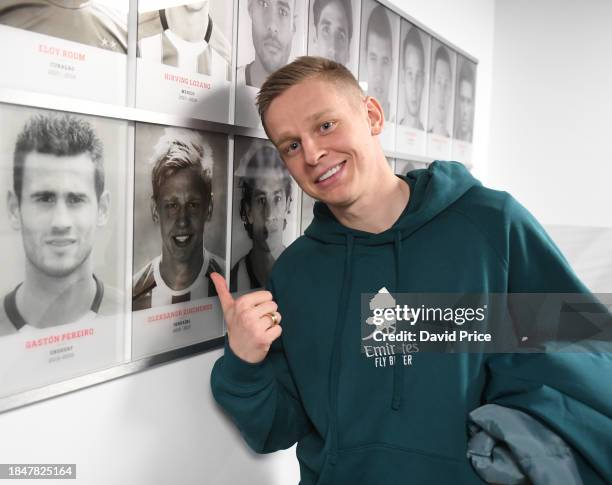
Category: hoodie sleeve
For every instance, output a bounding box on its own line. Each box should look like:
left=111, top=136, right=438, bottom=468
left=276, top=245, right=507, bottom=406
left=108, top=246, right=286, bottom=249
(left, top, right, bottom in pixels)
left=210, top=280, right=313, bottom=454
left=483, top=195, right=612, bottom=483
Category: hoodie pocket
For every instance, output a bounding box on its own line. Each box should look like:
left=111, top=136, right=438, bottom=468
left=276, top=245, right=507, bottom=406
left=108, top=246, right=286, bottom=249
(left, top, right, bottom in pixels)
left=316, top=443, right=483, bottom=485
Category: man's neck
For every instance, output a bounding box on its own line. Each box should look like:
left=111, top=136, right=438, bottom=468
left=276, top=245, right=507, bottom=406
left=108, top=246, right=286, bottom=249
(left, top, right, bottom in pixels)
left=18, top=261, right=97, bottom=328
left=248, top=245, right=282, bottom=286
left=403, top=112, right=418, bottom=128
left=166, top=8, right=210, bottom=43
left=248, top=57, right=269, bottom=89
left=329, top=162, right=411, bottom=234
left=160, top=251, right=204, bottom=291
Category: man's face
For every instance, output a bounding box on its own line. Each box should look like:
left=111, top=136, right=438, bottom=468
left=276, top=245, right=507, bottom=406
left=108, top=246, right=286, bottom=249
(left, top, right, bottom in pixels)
left=265, top=78, right=378, bottom=210
left=458, top=79, right=474, bottom=137
left=314, top=1, right=350, bottom=65
left=13, top=152, right=103, bottom=278
left=431, top=57, right=451, bottom=127
left=246, top=172, right=289, bottom=253
left=155, top=168, right=207, bottom=265
left=403, top=44, right=424, bottom=118
left=366, top=31, right=392, bottom=110
left=249, top=0, right=295, bottom=74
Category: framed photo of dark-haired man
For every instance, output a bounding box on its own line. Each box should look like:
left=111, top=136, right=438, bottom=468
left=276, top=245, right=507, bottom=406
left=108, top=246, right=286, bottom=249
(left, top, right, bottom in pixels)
left=0, top=0, right=128, bottom=105
left=426, top=38, right=456, bottom=160
left=307, top=0, right=361, bottom=76
left=131, top=122, right=228, bottom=359
left=358, top=0, right=399, bottom=152
left=452, top=55, right=477, bottom=166
left=235, top=0, right=308, bottom=129
left=0, top=103, right=129, bottom=398
left=230, top=136, right=299, bottom=293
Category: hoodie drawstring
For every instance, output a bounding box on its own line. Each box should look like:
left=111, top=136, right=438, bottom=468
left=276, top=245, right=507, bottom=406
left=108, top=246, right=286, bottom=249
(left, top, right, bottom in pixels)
left=391, top=230, right=404, bottom=410
left=326, top=233, right=355, bottom=474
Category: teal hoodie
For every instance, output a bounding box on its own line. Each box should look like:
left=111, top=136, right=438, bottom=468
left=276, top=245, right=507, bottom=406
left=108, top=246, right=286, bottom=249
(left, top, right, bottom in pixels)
left=211, top=161, right=612, bottom=484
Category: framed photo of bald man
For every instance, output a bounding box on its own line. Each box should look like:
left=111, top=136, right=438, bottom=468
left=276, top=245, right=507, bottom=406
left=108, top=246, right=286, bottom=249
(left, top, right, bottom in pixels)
left=307, top=0, right=361, bottom=76
left=395, top=20, right=430, bottom=157
left=131, top=123, right=228, bottom=359
left=452, top=55, right=477, bottom=166
left=230, top=136, right=299, bottom=294
left=426, top=38, right=456, bottom=160
left=0, top=104, right=129, bottom=398
left=0, top=0, right=128, bottom=104
left=358, top=0, right=399, bottom=152
left=136, top=0, right=234, bottom=123
left=235, top=0, right=308, bottom=129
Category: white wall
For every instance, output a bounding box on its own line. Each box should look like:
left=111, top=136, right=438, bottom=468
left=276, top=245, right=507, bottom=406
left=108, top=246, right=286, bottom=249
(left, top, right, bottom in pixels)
left=0, top=2, right=496, bottom=484
left=487, top=0, right=612, bottom=228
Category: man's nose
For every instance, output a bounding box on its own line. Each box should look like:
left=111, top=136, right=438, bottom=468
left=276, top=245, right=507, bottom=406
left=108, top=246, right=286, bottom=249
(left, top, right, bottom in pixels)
left=301, top=136, right=326, bottom=167
left=51, top=200, right=71, bottom=231
left=176, top=205, right=190, bottom=227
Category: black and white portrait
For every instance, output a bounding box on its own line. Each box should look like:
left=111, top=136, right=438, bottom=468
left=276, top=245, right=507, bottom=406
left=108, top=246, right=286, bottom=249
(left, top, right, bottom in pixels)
left=235, top=0, right=308, bottom=128
left=0, top=105, right=127, bottom=396
left=133, top=125, right=227, bottom=311
left=395, top=20, right=430, bottom=156
left=231, top=137, right=298, bottom=292
left=138, top=1, right=231, bottom=79
left=307, top=0, right=361, bottom=75
left=426, top=39, right=456, bottom=159
left=0, top=1, right=128, bottom=104
left=136, top=1, right=234, bottom=122
left=454, top=55, right=476, bottom=143
left=0, top=0, right=127, bottom=53
left=358, top=0, right=399, bottom=151
left=428, top=39, right=455, bottom=139
left=0, top=107, right=127, bottom=336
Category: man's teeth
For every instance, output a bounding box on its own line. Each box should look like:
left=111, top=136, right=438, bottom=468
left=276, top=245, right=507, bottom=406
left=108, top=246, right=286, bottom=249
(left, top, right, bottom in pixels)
left=175, top=235, right=190, bottom=243
left=318, top=162, right=344, bottom=182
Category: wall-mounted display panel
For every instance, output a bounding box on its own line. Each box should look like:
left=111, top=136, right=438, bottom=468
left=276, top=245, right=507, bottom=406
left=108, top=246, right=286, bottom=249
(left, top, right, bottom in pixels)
left=395, top=20, right=430, bottom=157
left=307, top=0, right=361, bottom=76
left=136, top=0, right=234, bottom=123
left=0, top=104, right=129, bottom=398
left=235, top=0, right=309, bottom=129
left=358, top=0, right=399, bottom=151
left=131, top=123, right=228, bottom=359
left=426, top=38, right=456, bottom=160
left=452, top=54, right=476, bottom=165
left=230, top=136, right=299, bottom=293
left=0, top=0, right=128, bottom=105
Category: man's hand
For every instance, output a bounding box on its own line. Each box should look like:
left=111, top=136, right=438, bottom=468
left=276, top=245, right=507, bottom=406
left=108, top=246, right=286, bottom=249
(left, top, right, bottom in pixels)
left=211, top=272, right=282, bottom=364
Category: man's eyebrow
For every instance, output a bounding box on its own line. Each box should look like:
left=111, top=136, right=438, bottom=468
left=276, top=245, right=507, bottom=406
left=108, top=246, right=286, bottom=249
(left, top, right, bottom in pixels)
left=278, top=0, right=291, bottom=10
left=30, top=190, right=55, bottom=198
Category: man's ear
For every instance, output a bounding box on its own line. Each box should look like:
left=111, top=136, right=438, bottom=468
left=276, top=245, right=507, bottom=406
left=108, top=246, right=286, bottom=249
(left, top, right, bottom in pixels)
left=364, top=96, right=384, bottom=136
left=207, top=192, right=214, bottom=222
left=150, top=197, right=159, bottom=223
left=96, top=190, right=111, bottom=227
left=7, top=191, right=21, bottom=231
left=292, top=14, right=297, bottom=33
left=247, top=0, right=253, bottom=17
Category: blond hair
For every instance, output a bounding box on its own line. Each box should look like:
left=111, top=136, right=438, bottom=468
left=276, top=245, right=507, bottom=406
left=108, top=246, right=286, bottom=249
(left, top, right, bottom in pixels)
left=256, top=56, right=364, bottom=132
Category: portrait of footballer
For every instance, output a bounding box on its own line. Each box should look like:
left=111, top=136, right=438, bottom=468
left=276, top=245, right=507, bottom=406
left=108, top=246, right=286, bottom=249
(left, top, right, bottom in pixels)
left=132, top=124, right=228, bottom=311
left=230, top=137, right=297, bottom=293
left=0, top=0, right=128, bottom=53
left=0, top=106, right=128, bottom=336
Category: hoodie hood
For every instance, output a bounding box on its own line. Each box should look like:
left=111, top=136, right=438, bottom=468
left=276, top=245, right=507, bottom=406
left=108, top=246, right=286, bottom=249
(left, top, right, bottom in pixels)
left=305, top=161, right=481, bottom=245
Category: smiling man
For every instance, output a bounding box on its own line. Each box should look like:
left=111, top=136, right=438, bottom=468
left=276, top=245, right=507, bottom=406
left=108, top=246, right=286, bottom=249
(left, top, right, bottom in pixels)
left=231, top=144, right=292, bottom=291
left=238, top=0, right=297, bottom=89
left=311, top=0, right=352, bottom=65
left=210, top=57, right=612, bottom=484
left=0, top=113, right=116, bottom=335
left=132, top=129, right=223, bottom=311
